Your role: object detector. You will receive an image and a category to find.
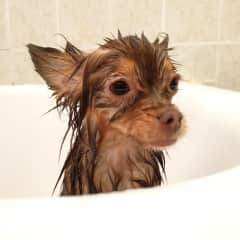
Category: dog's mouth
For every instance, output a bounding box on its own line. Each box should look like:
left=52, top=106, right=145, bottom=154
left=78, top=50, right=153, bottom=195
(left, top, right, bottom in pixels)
left=158, top=138, right=177, bottom=146
left=144, top=137, right=177, bottom=151
left=108, top=108, right=186, bottom=150
left=139, top=117, right=186, bottom=150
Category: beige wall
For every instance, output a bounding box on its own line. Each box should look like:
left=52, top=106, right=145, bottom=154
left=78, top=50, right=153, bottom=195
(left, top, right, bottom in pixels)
left=0, top=0, right=240, bottom=91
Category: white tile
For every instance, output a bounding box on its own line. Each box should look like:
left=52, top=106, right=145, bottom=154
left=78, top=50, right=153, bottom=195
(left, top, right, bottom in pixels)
left=0, top=50, right=12, bottom=84
left=173, top=45, right=216, bottom=85
left=59, top=0, right=111, bottom=50
left=216, top=45, right=240, bottom=91
left=11, top=48, right=42, bottom=84
left=166, top=0, right=218, bottom=42
left=220, top=0, right=240, bottom=41
left=9, top=0, right=57, bottom=48
left=0, top=0, right=9, bottom=49
left=111, top=0, right=163, bottom=41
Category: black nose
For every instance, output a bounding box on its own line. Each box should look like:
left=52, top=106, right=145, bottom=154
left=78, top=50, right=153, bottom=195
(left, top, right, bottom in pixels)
left=159, top=109, right=182, bottom=131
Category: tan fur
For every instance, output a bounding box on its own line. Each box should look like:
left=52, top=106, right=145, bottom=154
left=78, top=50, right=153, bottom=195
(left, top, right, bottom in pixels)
left=27, top=32, right=185, bottom=195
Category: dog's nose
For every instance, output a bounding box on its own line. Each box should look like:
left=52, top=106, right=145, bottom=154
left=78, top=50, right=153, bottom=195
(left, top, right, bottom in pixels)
left=158, top=109, right=182, bottom=131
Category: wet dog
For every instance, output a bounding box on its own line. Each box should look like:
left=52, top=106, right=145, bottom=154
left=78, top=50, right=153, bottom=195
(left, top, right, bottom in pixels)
left=28, top=32, right=185, bottom=195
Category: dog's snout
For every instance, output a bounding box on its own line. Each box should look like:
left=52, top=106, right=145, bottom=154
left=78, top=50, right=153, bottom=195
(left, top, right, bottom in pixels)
left=158, top=109, right=182, bottom=130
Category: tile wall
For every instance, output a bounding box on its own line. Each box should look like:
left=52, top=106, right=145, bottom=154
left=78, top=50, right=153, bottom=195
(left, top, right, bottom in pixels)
left=0, top=0, right=239, bottom=90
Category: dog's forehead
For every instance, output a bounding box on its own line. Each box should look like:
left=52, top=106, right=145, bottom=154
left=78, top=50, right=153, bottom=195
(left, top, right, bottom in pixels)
left=115, top=57, right=136, bottom=75
left=98, top=35, right=175, bottom=85
left=114, top=55, right=174, bottom=75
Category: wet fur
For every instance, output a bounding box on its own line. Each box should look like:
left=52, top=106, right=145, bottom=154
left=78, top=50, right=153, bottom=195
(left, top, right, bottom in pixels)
left=28, top=32, right=183, bottom=195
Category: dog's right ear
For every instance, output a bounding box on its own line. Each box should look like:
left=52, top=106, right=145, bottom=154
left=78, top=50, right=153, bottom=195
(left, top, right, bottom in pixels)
left=27, top=43, right=86, bottom=101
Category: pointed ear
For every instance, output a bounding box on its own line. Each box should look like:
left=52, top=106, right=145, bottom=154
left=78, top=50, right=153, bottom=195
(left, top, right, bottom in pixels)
left=153, top=33, right=169, bottom=49
left=27, top=43, right=86, bottom=101
left=160, top=34, right=169, bottom=48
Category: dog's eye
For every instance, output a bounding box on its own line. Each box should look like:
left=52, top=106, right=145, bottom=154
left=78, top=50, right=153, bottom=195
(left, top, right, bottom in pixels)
left=110, top=80, right=130, bottom=95
left=169, top=79, right=178, bottom=91
left=169, top=74, right=180, bottom=91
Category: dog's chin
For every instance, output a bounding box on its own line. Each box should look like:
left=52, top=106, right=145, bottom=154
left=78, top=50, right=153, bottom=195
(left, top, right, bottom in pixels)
left=143, top=138, right=177, bottom=151
left=144, top=120, right=187, bottom=151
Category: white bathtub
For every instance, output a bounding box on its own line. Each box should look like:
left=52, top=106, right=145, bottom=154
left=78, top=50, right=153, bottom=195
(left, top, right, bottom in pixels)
left=0, top=82, right=240, bottom=239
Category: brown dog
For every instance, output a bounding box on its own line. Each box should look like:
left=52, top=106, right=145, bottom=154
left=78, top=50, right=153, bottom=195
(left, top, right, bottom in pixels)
left=27, top=32, right=185, bottom=195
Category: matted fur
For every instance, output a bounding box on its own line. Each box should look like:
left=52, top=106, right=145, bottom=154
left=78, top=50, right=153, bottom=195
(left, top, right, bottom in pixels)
left=28, top=32, right=183, bottom=195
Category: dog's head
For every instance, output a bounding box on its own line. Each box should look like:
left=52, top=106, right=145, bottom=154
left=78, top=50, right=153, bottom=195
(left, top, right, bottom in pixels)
left=28, top=33, right=184, bottom=154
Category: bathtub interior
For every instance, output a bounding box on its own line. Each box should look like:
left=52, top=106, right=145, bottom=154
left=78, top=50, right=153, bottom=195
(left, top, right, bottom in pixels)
left=0, top=82, right=239, bottom=198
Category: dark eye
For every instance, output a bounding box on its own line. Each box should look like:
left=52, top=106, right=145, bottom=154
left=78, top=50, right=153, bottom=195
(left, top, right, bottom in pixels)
left=110, top=80, right=130, bottom=95
left=169, top=75, right=180, bottom=91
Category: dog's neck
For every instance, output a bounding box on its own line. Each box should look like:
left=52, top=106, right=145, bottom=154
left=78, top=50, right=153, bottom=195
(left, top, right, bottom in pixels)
left=61, top=126, right=165, bottom=195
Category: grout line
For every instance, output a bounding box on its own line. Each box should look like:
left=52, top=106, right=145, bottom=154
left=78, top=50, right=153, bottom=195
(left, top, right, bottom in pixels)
left=108, top=0, right=113, bottom=34
left=214, top=45, right=218, bottom=87
left=7, top=41, right=240, bottom=53
left=215, top=44, right=220, bottom=88
left=217, top=0, right=224, bottom=41
left=5, top=0, right=11, bottom=48
left=55, top=0, right=60, bottom=33
left=161, top=0, right=166, bottom=32
left=55, top=0, right=60, bottom=43
left=8, top=44, right=99, bottom=53
left=215, top=0, right=224, bottom=88
left=172, top=41, right=240, bottom=46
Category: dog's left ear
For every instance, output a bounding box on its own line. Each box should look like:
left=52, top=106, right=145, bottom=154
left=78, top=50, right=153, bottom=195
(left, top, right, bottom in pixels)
left=27, top=42, right=86, bottom=101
